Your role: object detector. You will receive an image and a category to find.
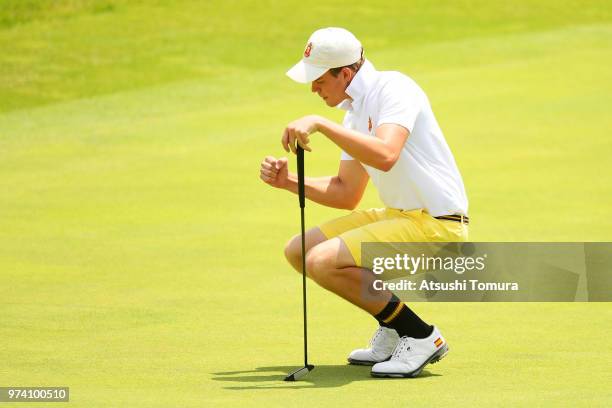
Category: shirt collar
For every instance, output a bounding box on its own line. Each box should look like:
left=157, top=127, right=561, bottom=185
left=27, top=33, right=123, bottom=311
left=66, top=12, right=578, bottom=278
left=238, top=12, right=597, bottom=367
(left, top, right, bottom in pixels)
left=337, top=59, right=379, bottom=112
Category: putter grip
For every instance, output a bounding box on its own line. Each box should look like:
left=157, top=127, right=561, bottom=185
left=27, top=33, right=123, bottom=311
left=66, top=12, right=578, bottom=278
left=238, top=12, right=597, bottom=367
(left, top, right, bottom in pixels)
left=297, top=146, right=305, bottom=208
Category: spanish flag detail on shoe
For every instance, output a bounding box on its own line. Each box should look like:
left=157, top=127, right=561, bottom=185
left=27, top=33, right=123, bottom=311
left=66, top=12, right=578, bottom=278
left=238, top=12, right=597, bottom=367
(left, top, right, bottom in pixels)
left=371, top=326, right=450, bottom=378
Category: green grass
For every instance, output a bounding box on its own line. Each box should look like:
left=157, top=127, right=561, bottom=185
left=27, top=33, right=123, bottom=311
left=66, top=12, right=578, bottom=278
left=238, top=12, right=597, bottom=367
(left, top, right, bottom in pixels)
left=1, top=1, right=611, bottom=406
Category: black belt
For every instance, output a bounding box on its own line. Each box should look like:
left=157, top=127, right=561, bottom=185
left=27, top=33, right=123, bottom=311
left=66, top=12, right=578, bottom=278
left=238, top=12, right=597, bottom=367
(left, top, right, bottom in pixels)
left=435, top=214, right=469, bottom=225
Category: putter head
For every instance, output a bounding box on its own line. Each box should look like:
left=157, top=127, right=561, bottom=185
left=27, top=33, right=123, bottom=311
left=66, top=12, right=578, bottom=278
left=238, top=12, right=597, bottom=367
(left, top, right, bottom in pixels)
left=284, top=364, right=315, bottom=381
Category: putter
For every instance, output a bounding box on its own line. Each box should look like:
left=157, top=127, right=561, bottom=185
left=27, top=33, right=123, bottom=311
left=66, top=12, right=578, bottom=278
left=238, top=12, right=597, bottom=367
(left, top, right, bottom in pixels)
left=284, top=145, right=315, bottom=381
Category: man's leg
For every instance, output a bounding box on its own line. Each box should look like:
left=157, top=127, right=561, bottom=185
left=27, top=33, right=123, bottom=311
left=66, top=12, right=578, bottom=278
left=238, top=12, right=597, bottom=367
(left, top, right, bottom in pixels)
left=285, top=209, right=390, bottom=273
left=305, top=237, right=432, bottom=337
left=308, top=210, right=467, bottom=376
left=306, top=235, right=450, bottom=376
left=284, top=227, right=328, bottom=273
left=305, top=237, right=388, bottom=313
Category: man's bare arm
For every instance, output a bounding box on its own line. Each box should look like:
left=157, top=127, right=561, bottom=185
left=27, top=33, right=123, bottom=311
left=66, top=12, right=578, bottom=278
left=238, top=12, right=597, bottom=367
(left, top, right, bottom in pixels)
left=260, top=156, right=369, bottom=210
left=282, top=115, right=409, bottom=172
left=317, top=120, right=408, bottom=172
left=285, top=159, right=369, bottom=210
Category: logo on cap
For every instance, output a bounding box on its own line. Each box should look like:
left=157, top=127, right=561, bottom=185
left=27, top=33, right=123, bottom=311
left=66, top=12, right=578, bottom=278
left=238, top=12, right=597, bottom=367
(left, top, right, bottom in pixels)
left=304, top=42, right=313, bottom=58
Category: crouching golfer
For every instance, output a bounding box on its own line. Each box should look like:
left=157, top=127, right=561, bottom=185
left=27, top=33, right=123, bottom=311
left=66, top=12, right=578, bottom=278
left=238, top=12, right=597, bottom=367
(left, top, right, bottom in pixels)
left=260, top=27, right=469, bottom=378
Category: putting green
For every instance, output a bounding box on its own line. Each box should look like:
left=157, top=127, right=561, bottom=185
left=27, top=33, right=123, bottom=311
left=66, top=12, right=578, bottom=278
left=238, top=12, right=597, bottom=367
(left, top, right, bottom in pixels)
left=1, top=1, right=611, bottom=406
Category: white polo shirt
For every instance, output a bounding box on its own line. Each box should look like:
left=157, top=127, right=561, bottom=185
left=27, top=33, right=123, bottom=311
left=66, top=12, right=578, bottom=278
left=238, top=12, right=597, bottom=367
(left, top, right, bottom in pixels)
left=338, top=60, right=468, bottom=217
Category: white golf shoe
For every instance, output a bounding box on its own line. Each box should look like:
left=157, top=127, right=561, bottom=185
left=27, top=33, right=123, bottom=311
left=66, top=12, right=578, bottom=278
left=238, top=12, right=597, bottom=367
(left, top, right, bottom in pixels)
left=371, top=326, right=449, bottom=378
left=347, top=326, right=400, bottom=365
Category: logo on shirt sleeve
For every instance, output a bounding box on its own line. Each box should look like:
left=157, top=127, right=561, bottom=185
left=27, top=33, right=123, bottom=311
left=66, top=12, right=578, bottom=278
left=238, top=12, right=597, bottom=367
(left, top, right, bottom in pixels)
left=368, top=117, right=373, bottom=132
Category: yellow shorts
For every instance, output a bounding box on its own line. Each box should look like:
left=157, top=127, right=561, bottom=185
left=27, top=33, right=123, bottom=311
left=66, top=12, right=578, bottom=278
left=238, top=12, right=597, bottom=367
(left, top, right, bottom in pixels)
left=318, top=208, right=468, bottom=266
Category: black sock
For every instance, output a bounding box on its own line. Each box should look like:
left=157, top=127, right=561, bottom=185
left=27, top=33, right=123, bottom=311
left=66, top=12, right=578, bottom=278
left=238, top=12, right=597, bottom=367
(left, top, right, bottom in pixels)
left=374, top=294, right=433, bottom=339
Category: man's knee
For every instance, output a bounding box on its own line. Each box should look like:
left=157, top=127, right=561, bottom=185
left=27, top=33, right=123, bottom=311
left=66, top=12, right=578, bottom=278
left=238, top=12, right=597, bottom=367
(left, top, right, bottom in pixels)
left=284, top=234, right=302, bottom=271
left=305, top=244, right=329, bottom=281
left=306, top=238, right=359, bottom=283
left=283, top=228, right=328, bottom=272
left=305, top=240, right=346, bottom=282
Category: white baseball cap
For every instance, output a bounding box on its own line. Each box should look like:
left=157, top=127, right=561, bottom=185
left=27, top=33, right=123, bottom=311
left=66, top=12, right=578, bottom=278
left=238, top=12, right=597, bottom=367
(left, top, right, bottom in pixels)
left=286, top=27, right=362, bottom=83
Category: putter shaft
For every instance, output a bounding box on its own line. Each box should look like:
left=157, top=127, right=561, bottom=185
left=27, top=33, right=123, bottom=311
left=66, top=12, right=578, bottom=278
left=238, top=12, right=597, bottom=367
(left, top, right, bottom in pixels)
left=284, top=146, right=314, bottom=381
